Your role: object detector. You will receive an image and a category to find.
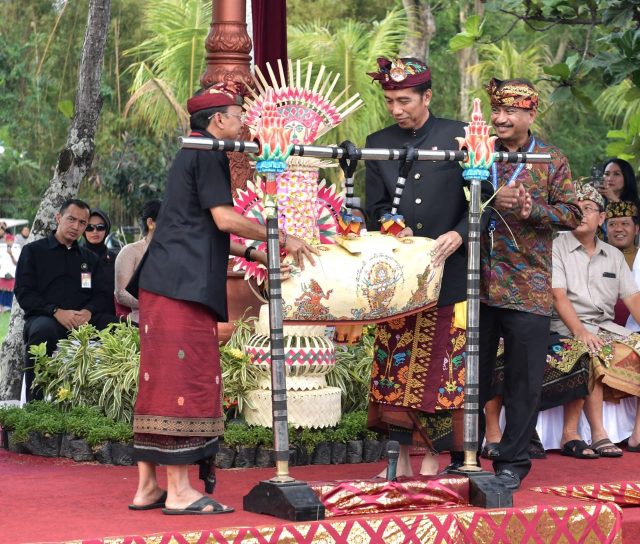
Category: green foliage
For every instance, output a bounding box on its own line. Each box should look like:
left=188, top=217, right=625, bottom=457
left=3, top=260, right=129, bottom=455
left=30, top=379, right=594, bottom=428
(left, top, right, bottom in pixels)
left=0, top=0, right=152, bottom=220
left=449, top=0, right=640, bottom=171
left=93, top=131, right=174, bottom=216
left=292, top=426, right=328, bottom=454
left=84, top=419, right=132, bottom=446
left=30, top=322, right=140, bottom=423
left=220, top=423, right=272, bottom=449
left=1, top=402, right=132, bottom=446
left=0, top=405, right=26, bottom=430
left=326, top=329, right=375, bottom=413
left=288, top=8, right=409, bottom=194
left=449, top=15, right=484, bottom=52
left=287, top=0, right=393, bottom=26
left=123, top=0, right=212, bottom=136
left=219, top=314, right=260, bottom=420
left=0, top=311, right=9, bottom=343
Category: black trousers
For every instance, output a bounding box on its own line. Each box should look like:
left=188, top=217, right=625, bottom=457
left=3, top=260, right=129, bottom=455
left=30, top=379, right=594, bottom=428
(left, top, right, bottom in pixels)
left=23, top=313, right=119, bottom=402
left=478, top=304, right=550, bottom=480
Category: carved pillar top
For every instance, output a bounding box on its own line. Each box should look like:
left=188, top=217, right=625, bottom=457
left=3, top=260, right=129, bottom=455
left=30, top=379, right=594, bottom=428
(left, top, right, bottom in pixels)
left=201, top=0, right=253, bottom=88
left=201, top=1, right=255, bottom=192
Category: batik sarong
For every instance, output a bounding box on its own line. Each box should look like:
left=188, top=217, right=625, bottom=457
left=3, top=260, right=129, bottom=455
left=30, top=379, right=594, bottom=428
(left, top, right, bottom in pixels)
left=493, top=330, right=640, bottom=410
left=367, top=305, right=466, bottom=451
left=133, top=289, right=224, bottom=466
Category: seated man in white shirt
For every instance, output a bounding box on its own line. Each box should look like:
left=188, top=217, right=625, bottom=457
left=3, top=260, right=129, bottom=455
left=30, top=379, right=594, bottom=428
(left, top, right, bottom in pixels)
left=552, top=184, right=640, bottom=457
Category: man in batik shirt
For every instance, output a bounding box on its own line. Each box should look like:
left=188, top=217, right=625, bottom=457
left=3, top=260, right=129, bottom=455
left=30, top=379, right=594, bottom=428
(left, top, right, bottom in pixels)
left=478, top=78, right=582, bottom=490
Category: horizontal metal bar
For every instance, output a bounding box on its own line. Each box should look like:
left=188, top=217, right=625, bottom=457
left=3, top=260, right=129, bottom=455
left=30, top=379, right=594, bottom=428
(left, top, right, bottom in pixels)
left=179, top=137, right=551, bottom=164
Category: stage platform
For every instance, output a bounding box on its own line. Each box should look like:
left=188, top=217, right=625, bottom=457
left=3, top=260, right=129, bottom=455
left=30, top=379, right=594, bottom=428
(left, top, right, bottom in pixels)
left=1, top=448, right=638, bottom=543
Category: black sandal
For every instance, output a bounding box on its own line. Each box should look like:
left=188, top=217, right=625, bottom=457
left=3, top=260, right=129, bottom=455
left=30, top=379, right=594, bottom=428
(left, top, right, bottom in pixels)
left=560, top=439, right=599, bottom=459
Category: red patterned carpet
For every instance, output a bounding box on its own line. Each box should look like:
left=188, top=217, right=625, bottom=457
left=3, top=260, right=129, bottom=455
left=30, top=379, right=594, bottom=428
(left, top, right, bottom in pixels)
left=1, top=448, right=638, bottom=543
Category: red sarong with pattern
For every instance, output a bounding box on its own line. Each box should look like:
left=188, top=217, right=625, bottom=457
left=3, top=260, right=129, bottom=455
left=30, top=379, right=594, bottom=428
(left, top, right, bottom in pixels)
left=133, top=289, right=224, bottom=464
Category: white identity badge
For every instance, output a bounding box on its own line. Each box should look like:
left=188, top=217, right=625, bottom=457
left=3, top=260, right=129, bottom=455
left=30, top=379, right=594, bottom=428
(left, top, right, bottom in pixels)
left=81, top=263, right=92, bottom=288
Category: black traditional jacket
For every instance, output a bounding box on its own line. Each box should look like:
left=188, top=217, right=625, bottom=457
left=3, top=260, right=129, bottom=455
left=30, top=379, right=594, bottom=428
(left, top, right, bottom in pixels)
left=365, top=113, right=469, bottom=307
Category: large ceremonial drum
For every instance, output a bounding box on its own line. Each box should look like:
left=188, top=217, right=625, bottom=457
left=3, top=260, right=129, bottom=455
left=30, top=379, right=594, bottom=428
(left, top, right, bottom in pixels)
left=281, top=233, right=443, bottom=324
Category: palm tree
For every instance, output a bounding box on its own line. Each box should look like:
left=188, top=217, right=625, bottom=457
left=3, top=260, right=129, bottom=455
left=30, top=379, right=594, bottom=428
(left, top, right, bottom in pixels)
left=467, top=39, right=556, bottom=135
left=122, top=0, right=211, bottom=136
left=597, top=81, right=640, bottom=167
left=287, top=8, right=409, bottom=150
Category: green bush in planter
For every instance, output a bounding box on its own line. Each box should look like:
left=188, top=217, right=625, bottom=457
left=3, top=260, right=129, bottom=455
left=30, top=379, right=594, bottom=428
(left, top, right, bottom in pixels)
left=85, top=420, right=133, bottom=447
left=1, top=402, right=133, bottom=448
left=222, top=423, right=250, bottom=449
left=11, top=403, right=67, bottom=444
left=30, top=322, right=140, bottom=423
left=0, top=405, right=25, bottom=431
left=327, top=330, right=375, bottom=414
left=294, top=427, right=328, bottom=455
left=249, top=425, right=274, bottom=448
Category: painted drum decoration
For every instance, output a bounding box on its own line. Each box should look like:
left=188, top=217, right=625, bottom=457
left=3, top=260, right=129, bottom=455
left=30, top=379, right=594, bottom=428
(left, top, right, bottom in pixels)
left=281, top=233, right=443, bottom=324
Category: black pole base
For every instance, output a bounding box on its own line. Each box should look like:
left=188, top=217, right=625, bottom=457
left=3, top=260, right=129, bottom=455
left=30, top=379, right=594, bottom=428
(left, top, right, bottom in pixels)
left=243, top=480, right=326, bottom=521
left=447, top=469, right=513, bottom=509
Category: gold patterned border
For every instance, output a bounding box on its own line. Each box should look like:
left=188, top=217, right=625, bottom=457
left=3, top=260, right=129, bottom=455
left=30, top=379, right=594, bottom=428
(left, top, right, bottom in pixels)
left=532, top=481, right=640, bottom=506
left=68, top=502, right=622, bottom=544
left=133, top=414, right=224, bottom=437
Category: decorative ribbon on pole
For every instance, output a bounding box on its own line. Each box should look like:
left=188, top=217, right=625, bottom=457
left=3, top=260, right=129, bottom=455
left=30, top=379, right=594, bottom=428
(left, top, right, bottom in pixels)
left=337, top=140, right=363, bottom=237
left=455, top=98, right=498, bottom=471
left=380, top=145, right=417, bottom=236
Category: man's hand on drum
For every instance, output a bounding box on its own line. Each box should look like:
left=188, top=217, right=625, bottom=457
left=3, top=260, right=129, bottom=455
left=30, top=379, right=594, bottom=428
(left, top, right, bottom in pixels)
left=252, top=250, right=294, bottom=280
left=284, top=234, right=318, bottom=270
left=396, top=226, right=413, bottom=238
left=432, top=231, right=463, bottom=267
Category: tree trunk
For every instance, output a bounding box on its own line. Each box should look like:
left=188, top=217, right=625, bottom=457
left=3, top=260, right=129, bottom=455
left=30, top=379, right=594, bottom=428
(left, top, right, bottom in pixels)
left=0, top=0, right=112, bottom=401
left=400, top=0, right=436, bottom=62
left=457, top=0, right=484, bottom=120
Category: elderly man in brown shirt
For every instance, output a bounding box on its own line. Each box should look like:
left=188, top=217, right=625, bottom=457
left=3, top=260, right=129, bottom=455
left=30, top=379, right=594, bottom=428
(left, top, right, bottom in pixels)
left=552, top=184, right=640, bottom=458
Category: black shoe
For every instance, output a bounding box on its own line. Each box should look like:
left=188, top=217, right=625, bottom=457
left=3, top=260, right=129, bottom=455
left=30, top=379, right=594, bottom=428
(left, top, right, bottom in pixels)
left=495, top=469, right=520, bottom=491
left=440, top=462, right=462, bottom=474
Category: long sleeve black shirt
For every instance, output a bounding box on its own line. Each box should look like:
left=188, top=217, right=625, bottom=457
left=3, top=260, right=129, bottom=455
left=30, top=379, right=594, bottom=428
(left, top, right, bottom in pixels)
left=15, top=234, right=111, bottom=319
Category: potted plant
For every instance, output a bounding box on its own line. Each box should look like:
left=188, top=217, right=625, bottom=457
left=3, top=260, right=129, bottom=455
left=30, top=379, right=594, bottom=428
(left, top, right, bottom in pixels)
left=30, top=322, right=140, bottom=424
left=60, top=406, right=103, bottom=461
left=311, top=428, right=332, bottom=465
left=16, top=401, right=66, bottom=457
left=336, top=412, right=364, bottom=464
left=362, top=427, right=383, bottom=463
left=0, top=405, right=28, bottom=453
left=223, top=422, right=256, bottom=468
left=330, top=426, right=349, bottom=464
left=253, top=426, right=276, bottom=468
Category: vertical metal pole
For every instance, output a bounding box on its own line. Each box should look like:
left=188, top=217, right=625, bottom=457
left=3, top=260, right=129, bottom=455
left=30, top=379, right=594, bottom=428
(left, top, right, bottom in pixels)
left=263, top=170, right=294, bottom=483
left=460, top=172, right=485, bottom=471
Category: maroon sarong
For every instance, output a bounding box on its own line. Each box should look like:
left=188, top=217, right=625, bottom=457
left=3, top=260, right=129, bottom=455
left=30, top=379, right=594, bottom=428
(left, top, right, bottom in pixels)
left=368, top=305, right=466, bottom=451
left=133, top=289, right=224, bottom=465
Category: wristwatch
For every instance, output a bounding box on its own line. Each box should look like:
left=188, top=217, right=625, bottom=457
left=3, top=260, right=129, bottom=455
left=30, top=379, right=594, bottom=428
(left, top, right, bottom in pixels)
left=244, top=246, right=255, bottom=262
left=52, top=306, right=59, bottom=316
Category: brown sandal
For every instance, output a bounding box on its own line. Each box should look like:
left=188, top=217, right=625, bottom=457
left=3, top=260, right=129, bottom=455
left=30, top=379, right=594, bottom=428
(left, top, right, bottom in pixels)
left=590, top=438, right=623, bottom=458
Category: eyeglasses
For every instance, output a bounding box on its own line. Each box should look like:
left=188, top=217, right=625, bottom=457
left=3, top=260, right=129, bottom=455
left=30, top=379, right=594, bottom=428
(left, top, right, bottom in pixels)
left=85, top=224, right=107, bottom=232
left=208, top=111, right=246, bottom=123
left=581, top=206, right=602, bottom=215
left=225, top=112, right=246, bottom=123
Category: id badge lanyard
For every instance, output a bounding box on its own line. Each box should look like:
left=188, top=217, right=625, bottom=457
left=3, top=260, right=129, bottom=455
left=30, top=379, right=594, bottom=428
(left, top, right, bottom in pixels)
left=488, top=137, right=536, bottom=252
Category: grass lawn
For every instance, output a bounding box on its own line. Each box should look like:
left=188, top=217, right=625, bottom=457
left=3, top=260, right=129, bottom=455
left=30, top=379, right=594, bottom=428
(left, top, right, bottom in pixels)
left=0, top=311, right=10, bottom=343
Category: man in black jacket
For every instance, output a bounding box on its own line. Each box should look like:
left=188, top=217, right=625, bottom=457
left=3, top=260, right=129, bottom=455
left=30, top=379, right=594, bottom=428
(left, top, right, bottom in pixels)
left=366, top=57, right=480, bottom=476
left=15, top=198, right=117, bottom=400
